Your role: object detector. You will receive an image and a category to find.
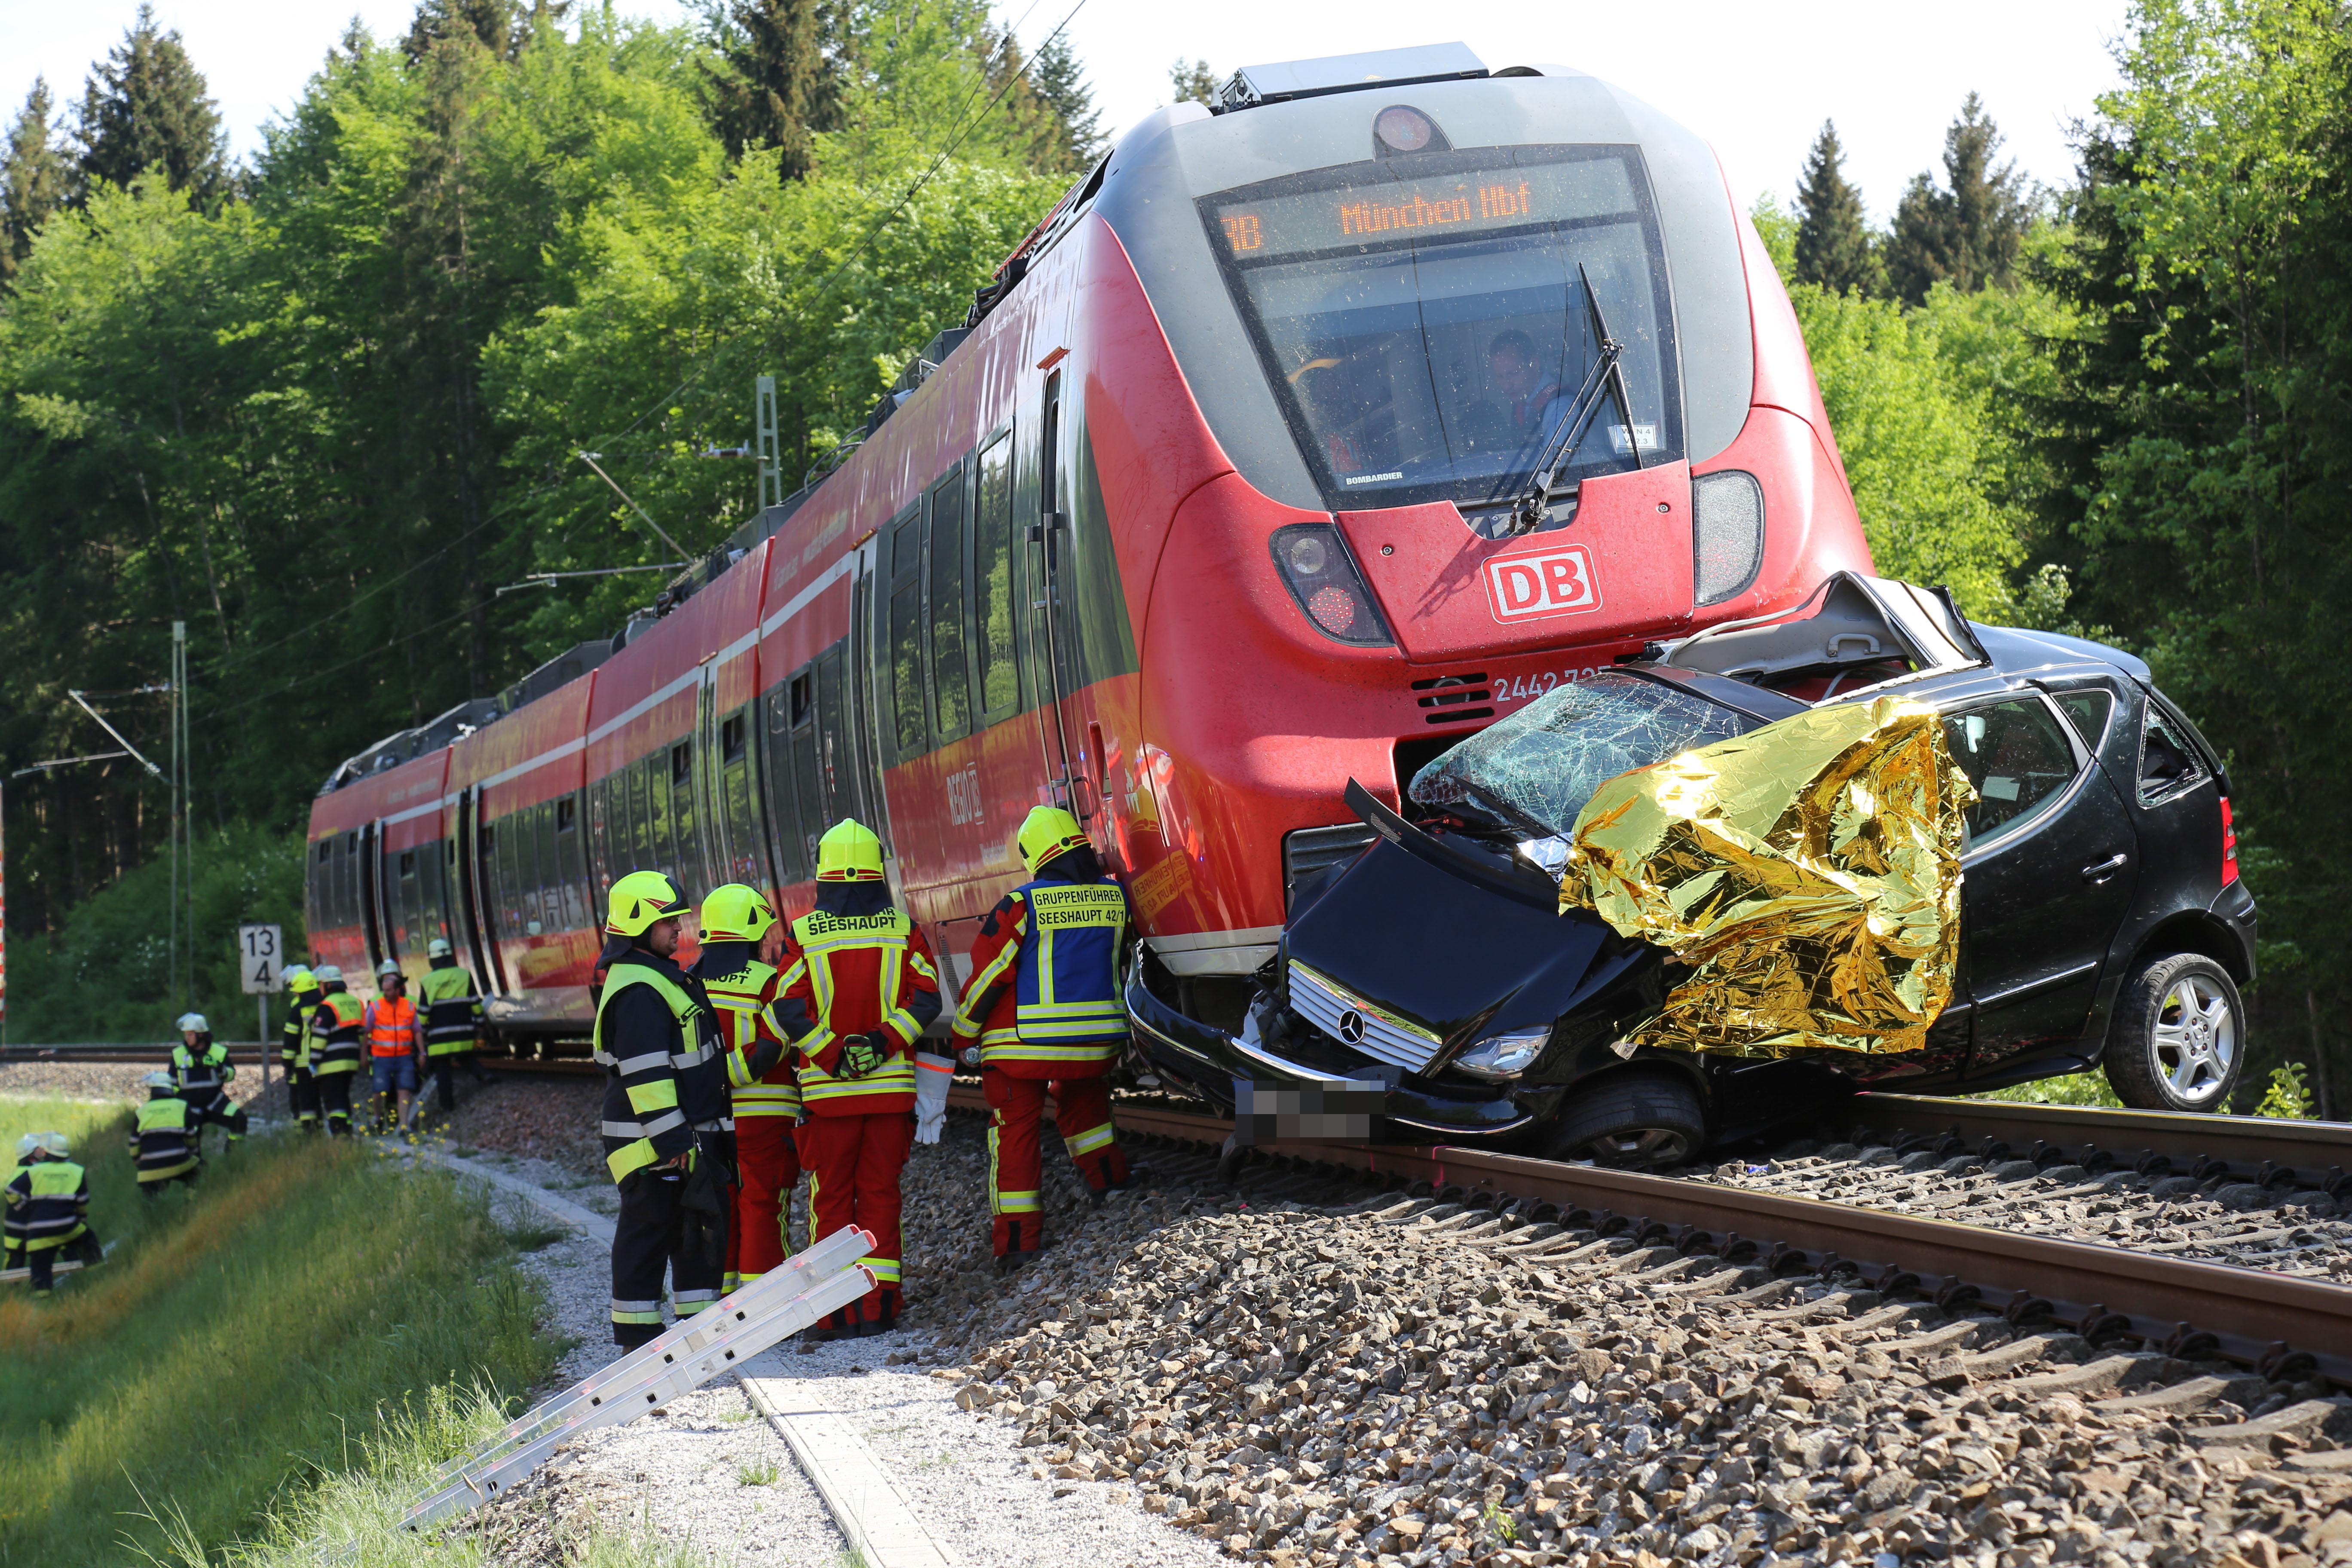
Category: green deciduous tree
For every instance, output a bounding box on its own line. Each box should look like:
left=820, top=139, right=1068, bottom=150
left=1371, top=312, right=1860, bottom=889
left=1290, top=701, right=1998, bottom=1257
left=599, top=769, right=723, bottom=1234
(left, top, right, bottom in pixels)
left=2049, top=0, right=2352, bottom=1108
left=1, top=79, right=70, bottom=288
left=1885, top=92, right=2032, bottom=303
left=73, top=4, right=230, bottom=207
left=1793, top=120, right=1882, bottom=297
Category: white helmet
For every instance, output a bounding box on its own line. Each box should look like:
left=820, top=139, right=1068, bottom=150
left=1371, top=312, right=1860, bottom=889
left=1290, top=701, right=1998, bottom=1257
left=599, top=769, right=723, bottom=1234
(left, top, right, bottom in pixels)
left=316, top=965, right=343, bottom=983
left=16, top=1132, right=40, bottom=1161
left=177, top=1012, right=209, bottom=1033
left=376, top=959, right=403, bottom=981
left=428, top=937, right=453, bottom=958
left=144, top=1070, right=178, bottom=1090
left=43, top=1131, right=70, bottom=1158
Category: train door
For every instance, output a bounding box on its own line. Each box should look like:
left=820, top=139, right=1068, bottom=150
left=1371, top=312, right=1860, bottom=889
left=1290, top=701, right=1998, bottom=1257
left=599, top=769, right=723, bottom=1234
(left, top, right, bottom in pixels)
left=455, top=787, right=509, bottom=996
left=359, top=819, right=387, bottom=974
left=1027, top=371, right=1083, bottom=813
left=850, top=538, right=885, bottom=836
left=700, top=666, right=774, bottom=893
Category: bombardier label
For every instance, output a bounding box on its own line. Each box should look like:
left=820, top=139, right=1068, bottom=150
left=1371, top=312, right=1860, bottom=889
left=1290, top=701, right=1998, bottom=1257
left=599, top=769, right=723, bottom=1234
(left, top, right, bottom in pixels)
left=1484, top=544, right=1602, bottom=623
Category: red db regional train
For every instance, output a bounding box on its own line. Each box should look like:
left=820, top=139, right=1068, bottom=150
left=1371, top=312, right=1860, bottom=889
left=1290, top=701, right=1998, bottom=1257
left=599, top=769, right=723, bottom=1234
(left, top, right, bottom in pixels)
left=305, top=42, right=1872, bottom=1063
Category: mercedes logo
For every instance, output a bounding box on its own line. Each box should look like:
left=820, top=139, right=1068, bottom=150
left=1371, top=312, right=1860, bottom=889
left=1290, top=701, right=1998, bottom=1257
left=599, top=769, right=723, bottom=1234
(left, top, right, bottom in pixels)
left=1338, top=1010, right=1368, bottom=1046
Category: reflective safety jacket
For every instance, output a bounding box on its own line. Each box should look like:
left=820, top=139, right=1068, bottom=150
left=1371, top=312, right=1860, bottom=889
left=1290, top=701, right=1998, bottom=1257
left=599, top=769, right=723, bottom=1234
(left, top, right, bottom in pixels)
left=282, top=991, right=322, bottom=1068
left=4, top=1158, right=90, bottom=1250
left=363, top=995, right=423, bottom=1058
left=779, top=906, right=942, bottom=1117
left=951, top=875, right=1131, bottom=1067
left=308, top=988, right=367, bottom=1076
left=129, top=1098, right=199, bottom=1183
left=695, top=952, right=801, bottom=1119
left=420, top=960, right=484, bottom=1056
left=594, top=946, right=731, bottom=1184
left=171, top=1037, right=235, bottom=1100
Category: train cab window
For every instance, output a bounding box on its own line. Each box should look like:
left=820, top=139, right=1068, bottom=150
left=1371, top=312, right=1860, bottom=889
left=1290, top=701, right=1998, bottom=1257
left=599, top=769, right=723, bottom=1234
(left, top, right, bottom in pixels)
left=974, top=431, right=1017, bottom=717
left=888, top=511, right=926, bottom=758
left=1201, top=147, right=1681, bottom=520
left=928, top=466, right=971, bottom=741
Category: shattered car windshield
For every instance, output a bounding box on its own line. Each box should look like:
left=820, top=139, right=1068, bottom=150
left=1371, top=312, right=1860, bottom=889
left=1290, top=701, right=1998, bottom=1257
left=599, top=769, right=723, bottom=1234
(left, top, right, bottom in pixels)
left=1409, top=671, right=1760, bottom=837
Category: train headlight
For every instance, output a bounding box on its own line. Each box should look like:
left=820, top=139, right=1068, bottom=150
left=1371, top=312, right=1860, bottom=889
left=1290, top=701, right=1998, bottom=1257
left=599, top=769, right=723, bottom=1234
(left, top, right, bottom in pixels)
left=1453, top=1026, right=1550, bottom=1081
left=1269, top=523, right=1394, bottom=647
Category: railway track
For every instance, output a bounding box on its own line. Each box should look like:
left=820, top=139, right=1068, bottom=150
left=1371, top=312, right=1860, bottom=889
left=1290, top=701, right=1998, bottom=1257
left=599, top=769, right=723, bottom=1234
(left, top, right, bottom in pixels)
left=949, top=1088, right=2352, bottom=1388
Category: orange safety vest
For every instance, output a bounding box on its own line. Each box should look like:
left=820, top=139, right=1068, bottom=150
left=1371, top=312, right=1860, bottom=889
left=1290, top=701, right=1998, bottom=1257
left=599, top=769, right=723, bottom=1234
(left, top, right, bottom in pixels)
left=364, top=995, right=420, bottom=1057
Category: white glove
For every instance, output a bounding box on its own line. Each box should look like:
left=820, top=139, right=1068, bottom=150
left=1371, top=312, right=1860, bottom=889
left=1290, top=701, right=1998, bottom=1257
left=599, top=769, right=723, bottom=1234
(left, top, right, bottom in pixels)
left=913, top=1050, right=954, bottom=1145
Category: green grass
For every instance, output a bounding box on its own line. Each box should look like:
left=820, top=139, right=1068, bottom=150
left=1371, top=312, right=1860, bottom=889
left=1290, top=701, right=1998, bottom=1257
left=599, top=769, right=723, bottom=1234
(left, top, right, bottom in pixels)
left=0, top=1094, right=555, bottom=1566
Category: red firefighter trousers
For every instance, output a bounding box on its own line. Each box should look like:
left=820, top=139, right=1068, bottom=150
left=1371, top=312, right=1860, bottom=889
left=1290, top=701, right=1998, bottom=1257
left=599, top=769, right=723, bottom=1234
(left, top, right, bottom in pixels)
left=728, top=1115, right=804, bottom=1286
left=794, top=1111, right=911, bottom=1326
left=982, top=1060, right=1131, bottom=1258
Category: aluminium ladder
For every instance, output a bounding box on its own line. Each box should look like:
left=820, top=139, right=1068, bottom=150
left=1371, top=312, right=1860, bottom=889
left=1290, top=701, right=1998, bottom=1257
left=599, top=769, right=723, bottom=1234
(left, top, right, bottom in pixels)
left=392, top=1224, right=877, bottom=1536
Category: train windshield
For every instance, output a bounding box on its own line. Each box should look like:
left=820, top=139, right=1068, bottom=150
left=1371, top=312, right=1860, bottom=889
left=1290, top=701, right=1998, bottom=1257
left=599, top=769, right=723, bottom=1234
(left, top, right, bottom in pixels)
left=1201, top=146, right=1681, bottom=521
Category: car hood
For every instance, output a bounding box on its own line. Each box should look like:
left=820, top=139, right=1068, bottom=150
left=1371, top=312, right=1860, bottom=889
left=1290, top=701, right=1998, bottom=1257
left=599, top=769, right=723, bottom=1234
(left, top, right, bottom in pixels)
left=1278, top=783, right=1648, bottom=1075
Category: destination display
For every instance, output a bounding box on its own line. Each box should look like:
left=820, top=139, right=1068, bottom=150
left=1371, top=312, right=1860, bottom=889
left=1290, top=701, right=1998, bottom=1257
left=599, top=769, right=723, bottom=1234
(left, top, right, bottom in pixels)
left=1210, top=155, right=1639, bottom=260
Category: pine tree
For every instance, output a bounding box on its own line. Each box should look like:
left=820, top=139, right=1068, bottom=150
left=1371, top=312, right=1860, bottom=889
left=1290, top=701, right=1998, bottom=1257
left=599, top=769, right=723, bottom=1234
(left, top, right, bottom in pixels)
left=1169, top=59, right=1221, bottom=108
left=74, top=5, right=229, bottom=205
left=403, top=0, right=531, bottom=64
left=1792, top=120, right=1882, bottom=297
left=1032, top=34, right=1103, bottom=171
left=1884, top=93, right=2032, bottom=304
left=700, top=0, right=839, bottom=181
left=1, top=78, right=70, bottom=288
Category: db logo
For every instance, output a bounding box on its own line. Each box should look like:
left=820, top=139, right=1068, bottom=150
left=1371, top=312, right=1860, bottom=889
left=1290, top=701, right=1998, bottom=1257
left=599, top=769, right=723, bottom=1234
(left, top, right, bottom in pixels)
left=1484, top=544, right=1602, bottom=622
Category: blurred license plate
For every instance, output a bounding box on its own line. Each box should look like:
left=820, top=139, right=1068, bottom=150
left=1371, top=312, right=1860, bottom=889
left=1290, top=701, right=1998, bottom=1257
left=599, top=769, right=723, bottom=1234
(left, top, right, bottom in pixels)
left=1233, top=1077, right=1386, bottom=1145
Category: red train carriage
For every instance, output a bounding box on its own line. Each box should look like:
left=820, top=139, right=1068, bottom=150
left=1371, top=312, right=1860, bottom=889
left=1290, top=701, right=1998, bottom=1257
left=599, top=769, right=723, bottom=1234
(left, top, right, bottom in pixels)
left=306, top=44, right=1870, bottom=1054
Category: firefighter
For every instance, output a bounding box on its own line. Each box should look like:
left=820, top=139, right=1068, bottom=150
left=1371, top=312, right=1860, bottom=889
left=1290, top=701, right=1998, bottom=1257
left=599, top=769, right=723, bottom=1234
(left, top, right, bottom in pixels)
left=689, top=884, right=794, bottom=1293
left=307, top=965, right=367, bottom=1135
left=594, top=869, right=735, bottom=1350
left=3, top=1132, right=43, bottom=1276
left=5, top=1131, right=99, bottom=1292
left=281, top=965, right=324, bottom=1131
left=171, top=1012, right=249, bottom=1153
left=949, top=806, right=1135, bottom=1272
left=129, top=1072, right=202, bottom=1195
left=421, top=937, right=496, bottom=1112
left=776, top=819, right=944, bottom=1336
left=363, top=960, right=426, bottom=1138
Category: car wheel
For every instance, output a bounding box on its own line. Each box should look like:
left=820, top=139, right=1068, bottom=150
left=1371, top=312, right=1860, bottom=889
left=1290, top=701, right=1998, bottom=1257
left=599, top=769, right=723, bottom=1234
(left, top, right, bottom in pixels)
left=2102, top=953, right=2246, bottom=1112
left=1543, top=1073, right=1706, bottom=1170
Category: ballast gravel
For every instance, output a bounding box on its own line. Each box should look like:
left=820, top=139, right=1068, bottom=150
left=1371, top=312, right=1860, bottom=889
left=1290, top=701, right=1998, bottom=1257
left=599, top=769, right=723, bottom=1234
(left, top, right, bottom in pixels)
left=414, top=1080, right=2352, bottom=1568
left=1707, top=1139, right=2352, bottom=1282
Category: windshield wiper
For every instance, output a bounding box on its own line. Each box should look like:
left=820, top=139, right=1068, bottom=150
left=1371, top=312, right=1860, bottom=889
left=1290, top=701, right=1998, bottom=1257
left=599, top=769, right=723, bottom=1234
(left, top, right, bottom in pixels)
left=1504, top=263, right=1645, bottom=536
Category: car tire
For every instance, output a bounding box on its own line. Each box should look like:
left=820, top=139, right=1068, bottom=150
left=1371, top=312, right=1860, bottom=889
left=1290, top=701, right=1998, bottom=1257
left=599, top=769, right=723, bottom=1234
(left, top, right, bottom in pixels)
left=2102, top=953, right=2246, bottom=1113
left=1543, top=1072, right=1706, bottom=1170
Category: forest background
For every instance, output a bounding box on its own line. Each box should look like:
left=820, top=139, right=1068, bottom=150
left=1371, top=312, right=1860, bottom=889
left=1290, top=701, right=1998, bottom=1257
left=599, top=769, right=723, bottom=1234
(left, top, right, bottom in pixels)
left=2, top=0, right=2346, bottom=1115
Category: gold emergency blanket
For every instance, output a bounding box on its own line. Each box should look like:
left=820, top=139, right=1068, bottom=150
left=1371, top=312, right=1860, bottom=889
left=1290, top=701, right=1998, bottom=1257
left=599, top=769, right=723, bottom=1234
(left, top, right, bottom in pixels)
left=1559, top=697, right=1974, bottom=1057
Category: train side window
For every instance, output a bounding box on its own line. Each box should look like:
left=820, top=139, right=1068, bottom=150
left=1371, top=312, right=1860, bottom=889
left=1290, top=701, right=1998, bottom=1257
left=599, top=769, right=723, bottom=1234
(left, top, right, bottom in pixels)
left=493, top=813, right=522, bottom=942
left=419, top=836, right=449, bottom=953
left=627, top=757, right=653, bottom=872
left=670, top=739, right=701, bottom=896
left=646, top=753, right=675, bottom=881
left=928, top=464, right=971, bottom=741
left=974, top=429, right=1017, bottom=718
left=793, top=664, right=826, bottom=871
left=586, top=777, right=610, bottom=889
left=556, top=795, right=585, bottom=929
left=719, top=707, right=757, bottom=882
left=762, top=686, right=806, bottom=882
left=888, top=511, right=927, bottom=758
left=817, top=645, right=851, bottom=827
left=536, top=800, right=561, bottom=932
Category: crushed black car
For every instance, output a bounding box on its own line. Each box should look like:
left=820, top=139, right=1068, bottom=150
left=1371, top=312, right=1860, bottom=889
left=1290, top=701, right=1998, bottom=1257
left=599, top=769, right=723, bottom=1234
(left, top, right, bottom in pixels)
left=1127, top=574, right=2256, bottom=1167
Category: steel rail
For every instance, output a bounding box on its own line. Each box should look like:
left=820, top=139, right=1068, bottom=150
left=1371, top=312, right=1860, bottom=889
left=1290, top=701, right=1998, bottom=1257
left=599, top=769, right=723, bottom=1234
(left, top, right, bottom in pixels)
left=951, top=1087, right=2352, bottom=1387
left=1837, top=1092, right=2352, bottom=1188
